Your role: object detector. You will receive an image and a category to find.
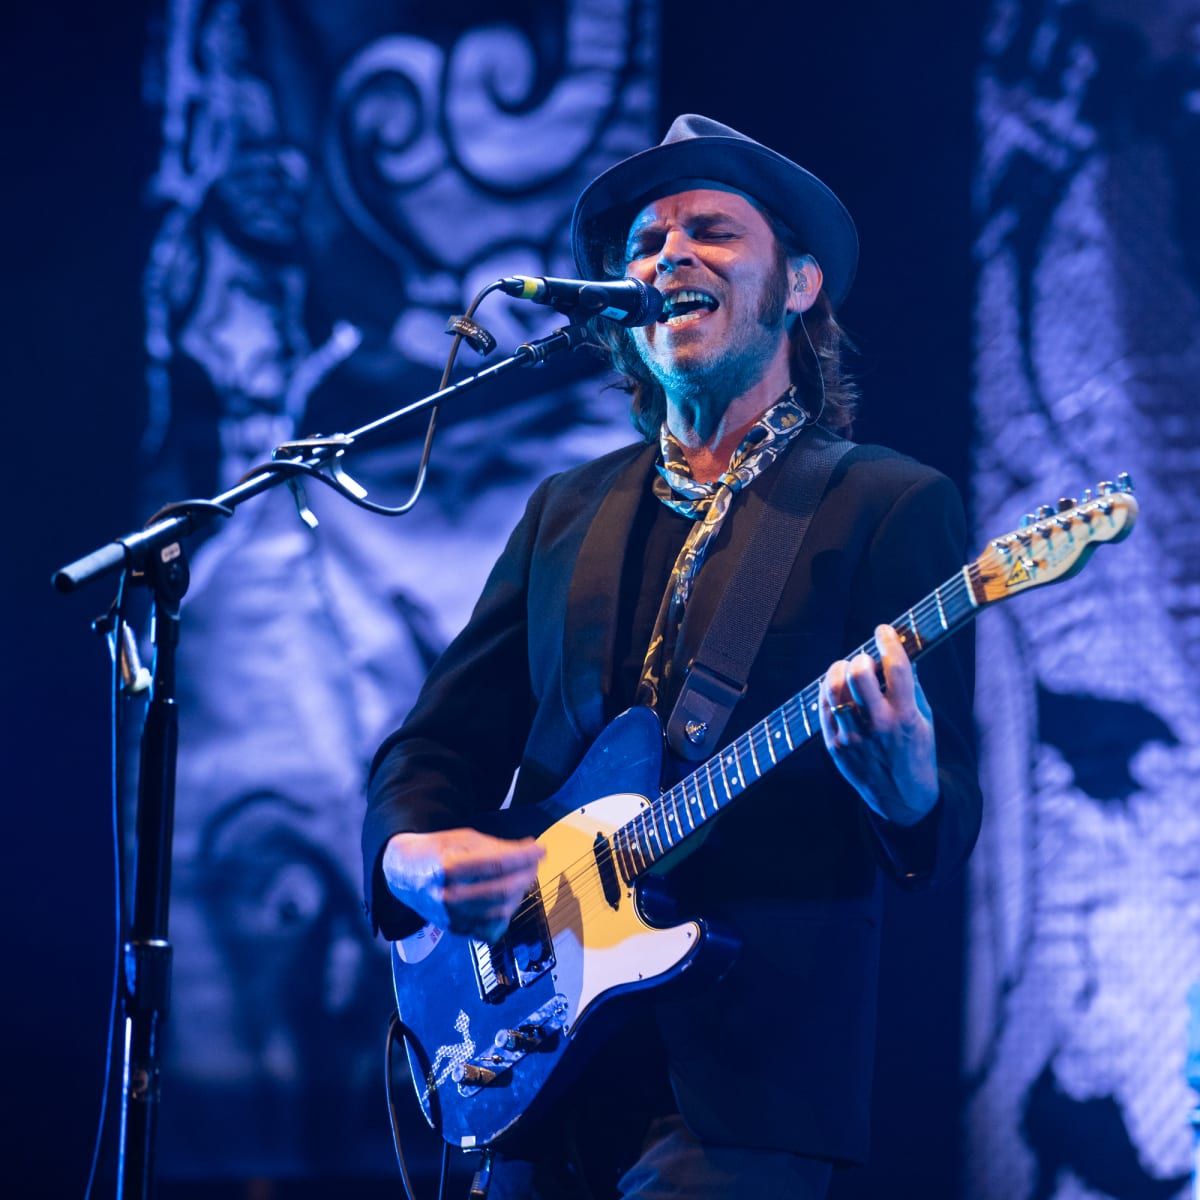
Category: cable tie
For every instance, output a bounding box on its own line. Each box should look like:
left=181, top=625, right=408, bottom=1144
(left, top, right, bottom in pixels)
left=445, top=314, right=497, bottom=356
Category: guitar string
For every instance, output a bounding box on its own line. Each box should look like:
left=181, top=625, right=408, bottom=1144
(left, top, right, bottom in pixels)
left=533, top=569, right=985, bottom=942
left=543, top=535, right=1096, bottom=939
left=516, top=570, right=980, bottom=940
left=505, top=569, right=981, bottom=941
left=524, top=512, right=1115, bottom=942
left=493, top=567, right=984, bottom=945
left=502, top=510, right=1115, bottom=946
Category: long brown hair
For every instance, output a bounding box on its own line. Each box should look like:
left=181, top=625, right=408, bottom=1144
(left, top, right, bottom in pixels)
left=588, top=204, right=858, bottom=441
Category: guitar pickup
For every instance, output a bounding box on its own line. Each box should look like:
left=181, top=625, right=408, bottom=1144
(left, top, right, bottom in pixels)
left=593, top=832, right=620, bottom=909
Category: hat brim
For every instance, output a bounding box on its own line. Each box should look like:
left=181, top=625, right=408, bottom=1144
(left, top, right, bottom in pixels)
left=571, top=136, right=859, bottom=308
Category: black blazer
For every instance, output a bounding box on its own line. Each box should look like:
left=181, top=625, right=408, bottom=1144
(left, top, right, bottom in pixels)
left=363, top=428, right=982, bottom=1163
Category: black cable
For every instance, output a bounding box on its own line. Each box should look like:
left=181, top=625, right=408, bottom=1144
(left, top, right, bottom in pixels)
left=230, top=281, right=506, bottom=522
left=411, top=278, right=505, bottom=513
left=438, top=1140, right=451, bottom=1200
left=799, top=306, right=828, bottom=429
left=385, top=1010, right=423, bottom=1200
left=83, top=570, right=131, bottom=1199
left=385, top=1009, right=466, bottom=1200
left=233, top=457, right=439, bottom=517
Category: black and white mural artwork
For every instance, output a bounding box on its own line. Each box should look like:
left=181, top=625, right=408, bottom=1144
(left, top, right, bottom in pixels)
left=140, top=0, right=657, bottom=1175
left=968, top=3, right=1200, bottom=1198
left=134, top=0, right=1200, bottom=1187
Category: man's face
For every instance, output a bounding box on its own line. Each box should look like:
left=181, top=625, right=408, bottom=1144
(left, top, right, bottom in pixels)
left=623, top=188, right=793, bottom=402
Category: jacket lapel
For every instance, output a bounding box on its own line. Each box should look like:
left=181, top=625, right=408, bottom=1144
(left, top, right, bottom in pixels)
left=561, top=442, right=658, bottom=741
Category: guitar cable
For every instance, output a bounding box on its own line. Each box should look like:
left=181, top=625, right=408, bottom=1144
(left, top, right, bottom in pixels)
left=385, top=1010, right=454, bottom=1200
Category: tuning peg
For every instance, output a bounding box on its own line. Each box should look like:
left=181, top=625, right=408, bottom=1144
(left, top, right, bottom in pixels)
left=1097, top=480, right=1115, bottom=495
left=1037, top=504, right=1054, bottom=518
left=1081, top=488, right=1093, bottom=503
left=1116, top=471, right=1133, bottom=492
left=1019, top=512, right=1038, bottom=528
left=1056, top=496, right=1076, bottom=511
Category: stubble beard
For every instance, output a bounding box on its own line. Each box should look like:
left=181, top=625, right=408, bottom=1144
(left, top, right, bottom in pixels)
left=635, top=260, right=792, bottom=441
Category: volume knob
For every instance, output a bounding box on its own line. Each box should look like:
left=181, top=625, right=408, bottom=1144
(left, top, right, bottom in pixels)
left=453, top=1063, right=499, bottom=1087
left=495, top=1027, right=540, bottom=1052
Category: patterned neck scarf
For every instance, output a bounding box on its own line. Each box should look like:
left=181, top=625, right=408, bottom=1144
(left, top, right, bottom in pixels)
left=635, top=389, right=810, bottom=710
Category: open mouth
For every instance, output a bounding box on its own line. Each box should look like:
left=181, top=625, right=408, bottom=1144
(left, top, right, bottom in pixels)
left=659, top=289, right=719, bottom=327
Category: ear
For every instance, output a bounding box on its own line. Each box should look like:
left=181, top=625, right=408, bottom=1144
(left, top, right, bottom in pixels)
left=786, top=255, right=823, bottom=316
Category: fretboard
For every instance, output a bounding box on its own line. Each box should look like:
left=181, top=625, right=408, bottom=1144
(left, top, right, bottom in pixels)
left=610, top=564, right=981, bottom=882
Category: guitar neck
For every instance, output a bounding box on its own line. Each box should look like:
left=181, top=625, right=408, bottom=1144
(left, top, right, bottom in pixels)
left=610, top=565, right=981, bottom=880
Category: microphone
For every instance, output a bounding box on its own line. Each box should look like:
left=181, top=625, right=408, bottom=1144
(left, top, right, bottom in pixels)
left=499, top=275, right=663, bottom=327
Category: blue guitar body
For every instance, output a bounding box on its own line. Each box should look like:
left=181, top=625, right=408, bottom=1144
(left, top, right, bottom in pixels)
left=390, top=707, right=708, bottom=1149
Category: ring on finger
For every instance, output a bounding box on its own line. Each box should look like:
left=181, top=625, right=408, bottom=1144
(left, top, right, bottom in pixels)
left=831, top=700, right=867, bottom=731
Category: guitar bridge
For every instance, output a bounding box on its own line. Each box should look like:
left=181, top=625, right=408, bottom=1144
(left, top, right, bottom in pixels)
left=469, top=883, right=555, bottom=1001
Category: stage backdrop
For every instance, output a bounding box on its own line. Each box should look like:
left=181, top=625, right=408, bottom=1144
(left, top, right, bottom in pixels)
left=967, top=2, right=1199, bottom=1198
left=140, top=0, right=657, bottom=1176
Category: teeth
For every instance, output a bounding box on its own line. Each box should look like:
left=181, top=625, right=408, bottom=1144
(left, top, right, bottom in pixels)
left=661, top=289, right=718, bottom=321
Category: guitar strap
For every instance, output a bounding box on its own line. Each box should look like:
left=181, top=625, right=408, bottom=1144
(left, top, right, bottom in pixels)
left=664, top=430, right=854, bottom=761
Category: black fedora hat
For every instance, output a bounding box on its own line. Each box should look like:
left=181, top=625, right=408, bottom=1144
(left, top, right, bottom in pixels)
left=571, top=113, right=859, bottom=308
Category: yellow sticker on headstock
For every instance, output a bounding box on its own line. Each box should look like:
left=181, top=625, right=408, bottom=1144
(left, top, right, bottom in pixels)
left=1006, top=559, right=1032, bottom=587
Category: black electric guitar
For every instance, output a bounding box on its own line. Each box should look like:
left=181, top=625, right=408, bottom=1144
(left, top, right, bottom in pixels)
left=390, top=478, right=1139, bottom=1149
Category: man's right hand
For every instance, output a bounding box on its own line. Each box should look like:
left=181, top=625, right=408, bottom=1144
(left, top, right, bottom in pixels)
left=382, top=828, right=545, bottom=943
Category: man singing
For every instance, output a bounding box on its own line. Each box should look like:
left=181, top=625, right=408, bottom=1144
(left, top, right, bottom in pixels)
left=363, top=115, right=981, bottom=1198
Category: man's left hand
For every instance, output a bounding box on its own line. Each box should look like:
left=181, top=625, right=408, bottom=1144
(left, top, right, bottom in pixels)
left=818, top=624, right=939, bottom=826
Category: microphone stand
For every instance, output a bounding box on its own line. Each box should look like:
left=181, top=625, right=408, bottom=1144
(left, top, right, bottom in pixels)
left=53, top=319, right=590, bottom=1199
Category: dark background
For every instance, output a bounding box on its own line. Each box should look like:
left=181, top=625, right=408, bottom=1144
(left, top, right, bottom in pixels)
left=3, top=1, right=980, bottom=1195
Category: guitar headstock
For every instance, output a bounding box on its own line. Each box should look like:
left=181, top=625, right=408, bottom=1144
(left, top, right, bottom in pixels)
left=970, top=473, right=1139, bottom=605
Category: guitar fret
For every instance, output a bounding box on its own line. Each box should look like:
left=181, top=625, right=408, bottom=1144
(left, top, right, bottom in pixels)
left=748, top=731, right=762, bottom=777
left=717, top=754, right=732, bottom=801
left=705, top=761, right=720, bottom=810
left=649, top=806, right=665, bottom=851
left=782, top=710, right=795, bottom=750
left=629, top=831, right=646, bottom=872
left=765, top=719, right=778, bottom=764
left=668, top=796, right=684, bottom=839
left=647, top=812, right=663, bottom=856
left=614, top=833, right=630, bottom=881
left=934, top=584, right=948, bottom=631
left=635, top=814, right=652, bottom=862
left=905, top=608, right=923, bottom=652
left=680, top=784, right=695, bottom=830
left=730, top=744, right=746, bottom=790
